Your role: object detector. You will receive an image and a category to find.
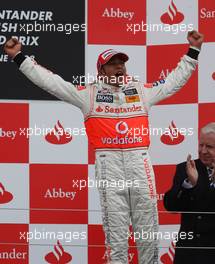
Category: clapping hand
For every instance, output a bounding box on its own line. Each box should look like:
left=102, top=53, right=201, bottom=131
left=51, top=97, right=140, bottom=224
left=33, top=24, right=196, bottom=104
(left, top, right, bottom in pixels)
left=186, top=154, right=198, bottom=186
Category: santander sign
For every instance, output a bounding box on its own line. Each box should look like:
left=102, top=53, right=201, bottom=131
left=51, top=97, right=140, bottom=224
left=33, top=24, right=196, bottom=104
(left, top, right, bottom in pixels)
left=160, top=0, right=184, bottom=25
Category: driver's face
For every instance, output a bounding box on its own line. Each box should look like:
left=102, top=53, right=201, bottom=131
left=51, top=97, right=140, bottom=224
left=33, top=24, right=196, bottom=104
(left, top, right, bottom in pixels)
left=99, top=56, right=127, bottom=87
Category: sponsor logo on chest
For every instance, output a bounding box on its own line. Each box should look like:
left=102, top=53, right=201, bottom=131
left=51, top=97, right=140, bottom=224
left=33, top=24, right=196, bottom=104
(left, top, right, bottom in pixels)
left=96, top=94, right=113, bottom=103
left=95, top=104, right=143, bottom=114
left=125, top=95, right=140, bottom=103
left=123, top=88, right=138, bottom=95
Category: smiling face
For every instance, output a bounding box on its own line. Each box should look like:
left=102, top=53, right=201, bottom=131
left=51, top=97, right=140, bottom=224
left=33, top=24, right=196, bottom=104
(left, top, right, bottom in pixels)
left=99, top=55, right=127, bottom=87
left=199, top=132, right=215, bottom=167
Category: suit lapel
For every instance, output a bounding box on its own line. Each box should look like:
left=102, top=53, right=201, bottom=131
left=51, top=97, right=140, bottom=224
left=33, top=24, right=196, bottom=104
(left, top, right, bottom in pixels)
left=195, top=159, right=209, bottom=186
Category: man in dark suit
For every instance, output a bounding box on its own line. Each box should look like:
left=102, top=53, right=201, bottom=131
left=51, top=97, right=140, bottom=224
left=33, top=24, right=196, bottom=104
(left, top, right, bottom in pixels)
left=164, top=122, right=215, bottom=263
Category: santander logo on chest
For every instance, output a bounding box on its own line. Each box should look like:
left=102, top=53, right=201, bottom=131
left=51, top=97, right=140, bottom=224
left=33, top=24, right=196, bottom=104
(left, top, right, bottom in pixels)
left=95, top=105, right=142, bottom=114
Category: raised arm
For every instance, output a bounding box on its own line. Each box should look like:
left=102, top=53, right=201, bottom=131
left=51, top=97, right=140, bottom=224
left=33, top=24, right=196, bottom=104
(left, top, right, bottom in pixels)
left=4, top=38, right=89, bottom=111
left=142, top=30, right=204, bottom=107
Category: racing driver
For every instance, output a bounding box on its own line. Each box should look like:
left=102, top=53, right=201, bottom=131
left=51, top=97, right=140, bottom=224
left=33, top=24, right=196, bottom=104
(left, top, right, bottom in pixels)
left=4, top=30, right=204, bottom=264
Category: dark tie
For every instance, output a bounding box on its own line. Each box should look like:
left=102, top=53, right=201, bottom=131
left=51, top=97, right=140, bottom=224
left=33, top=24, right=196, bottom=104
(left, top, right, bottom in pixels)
left=208, top=167, right=215, bottom=188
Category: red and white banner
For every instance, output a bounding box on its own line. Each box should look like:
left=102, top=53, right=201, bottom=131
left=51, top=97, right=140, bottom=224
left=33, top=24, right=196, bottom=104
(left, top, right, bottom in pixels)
left=0, top=0, right=214, bottom=263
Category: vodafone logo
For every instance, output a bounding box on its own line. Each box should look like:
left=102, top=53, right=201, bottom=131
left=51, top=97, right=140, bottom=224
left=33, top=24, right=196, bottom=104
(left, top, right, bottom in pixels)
left=102, top=8, right=134, bottom=21
left=212, top=72, right=215, bottom=80
left=115, top=121, right=129, bottom=135
left=45, top=240, right=72, bottom=263
left=160, top=0, right=184, bottom=25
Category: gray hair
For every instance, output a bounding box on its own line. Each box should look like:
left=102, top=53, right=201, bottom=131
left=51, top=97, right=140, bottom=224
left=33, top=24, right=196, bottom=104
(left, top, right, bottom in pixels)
left=201, top=122, right=215, bottom=135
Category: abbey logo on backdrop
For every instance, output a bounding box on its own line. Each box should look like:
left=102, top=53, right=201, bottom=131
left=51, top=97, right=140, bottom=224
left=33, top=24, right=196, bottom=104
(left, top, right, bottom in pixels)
left=0, top=1, right=85, bottom=100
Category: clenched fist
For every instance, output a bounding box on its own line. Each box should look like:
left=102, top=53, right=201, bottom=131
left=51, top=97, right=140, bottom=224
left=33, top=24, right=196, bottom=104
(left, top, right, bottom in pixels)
left=4, top=38, right=22, bottom=58
left=187, top=30, right=204, bottom=50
